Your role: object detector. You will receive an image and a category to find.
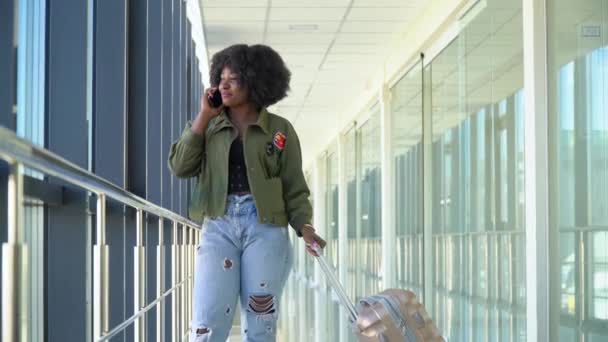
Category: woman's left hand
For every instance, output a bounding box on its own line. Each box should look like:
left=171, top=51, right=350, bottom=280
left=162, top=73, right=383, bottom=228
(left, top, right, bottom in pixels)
left=301, top=224, right=327, bottom=257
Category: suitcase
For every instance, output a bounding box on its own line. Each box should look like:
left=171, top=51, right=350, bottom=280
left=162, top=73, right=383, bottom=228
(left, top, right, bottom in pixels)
left=311, top=244, right=445, bottom=342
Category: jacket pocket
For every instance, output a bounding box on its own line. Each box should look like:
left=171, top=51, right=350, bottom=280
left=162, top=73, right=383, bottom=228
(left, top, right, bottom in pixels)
left=256, top=177, right=286, bottom=215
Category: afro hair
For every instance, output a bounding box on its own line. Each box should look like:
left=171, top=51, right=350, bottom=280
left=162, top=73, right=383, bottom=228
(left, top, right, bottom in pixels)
left=209, top=44, right=291, bottom=109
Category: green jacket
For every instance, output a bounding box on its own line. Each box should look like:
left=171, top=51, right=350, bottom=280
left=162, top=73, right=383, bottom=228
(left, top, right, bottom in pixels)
left=168, top=108, right=312, bottom=236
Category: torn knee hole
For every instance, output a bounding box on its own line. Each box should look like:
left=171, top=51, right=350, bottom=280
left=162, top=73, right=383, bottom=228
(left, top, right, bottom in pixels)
left=248, top=294, right=276, bottom=314
left=195, top=327, right=210, bottom=335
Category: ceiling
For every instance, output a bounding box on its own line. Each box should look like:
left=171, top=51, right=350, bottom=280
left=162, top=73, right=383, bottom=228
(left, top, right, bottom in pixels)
left=199, top=0, right=430, bottom=163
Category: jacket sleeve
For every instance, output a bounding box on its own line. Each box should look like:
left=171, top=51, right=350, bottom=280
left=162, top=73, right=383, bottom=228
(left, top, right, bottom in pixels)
left=167, top=121, right=205, bottom=178
left=279, top=122, right=313, bottom=237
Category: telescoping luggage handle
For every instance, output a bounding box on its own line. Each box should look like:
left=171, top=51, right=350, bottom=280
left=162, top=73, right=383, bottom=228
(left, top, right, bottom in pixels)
left=310, top=243, right=358, bottom=323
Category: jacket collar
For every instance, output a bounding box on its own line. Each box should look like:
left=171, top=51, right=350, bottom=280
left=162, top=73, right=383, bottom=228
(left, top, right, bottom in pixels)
left=214, top=107, right=270, bottom=135
left=255, top=108, right=270, bottom=135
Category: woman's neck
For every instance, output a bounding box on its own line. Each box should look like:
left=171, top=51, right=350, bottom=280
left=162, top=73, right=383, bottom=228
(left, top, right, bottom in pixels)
left=228, top=103, right=259, bottom=135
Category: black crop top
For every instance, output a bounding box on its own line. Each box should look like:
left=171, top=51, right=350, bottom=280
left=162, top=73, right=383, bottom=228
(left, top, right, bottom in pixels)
left=227, top=138, right=251, bottom=194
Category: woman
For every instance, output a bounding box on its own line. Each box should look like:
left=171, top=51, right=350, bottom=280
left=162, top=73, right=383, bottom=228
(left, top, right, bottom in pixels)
left=168, top=44, right=326, bottom=342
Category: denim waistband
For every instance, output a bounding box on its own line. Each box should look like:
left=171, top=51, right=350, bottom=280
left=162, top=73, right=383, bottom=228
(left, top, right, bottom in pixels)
left=225, top=194, right=256, bottom=216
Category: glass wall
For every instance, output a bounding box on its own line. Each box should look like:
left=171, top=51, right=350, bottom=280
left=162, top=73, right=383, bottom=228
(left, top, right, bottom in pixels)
left=280, top=110, right=382, bottom=341
left=391, top=61, right=424, bottom=295
left=279, top=1, right=607, bottom=341
left=427, top=0, right=526, bottom=340
left=548, top=0, right=608, bottom=340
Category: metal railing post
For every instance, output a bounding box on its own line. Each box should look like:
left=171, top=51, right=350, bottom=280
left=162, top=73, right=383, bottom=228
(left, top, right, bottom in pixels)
left=181, top=226, right=187, bottom=337
left=93, top=193, right=110, bottom=339
left=2, top=162, right=27, bottom=342
left=188, top=226, right=194, bottom=325
left=171, top=221, right=179, bottom=341
left=134, top=209, right=146, bottom=341
left=156, top=217, right=165, bottom=342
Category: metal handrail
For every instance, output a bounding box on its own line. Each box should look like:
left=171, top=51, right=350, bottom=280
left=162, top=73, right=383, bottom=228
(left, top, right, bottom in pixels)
left=0, top=125, right=200, bottom=342
left=0, top=126, right=200, bottom=228
left=97, top=276, right=192, bottom=342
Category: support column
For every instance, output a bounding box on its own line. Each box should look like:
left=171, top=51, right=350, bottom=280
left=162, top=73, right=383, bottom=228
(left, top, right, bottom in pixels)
left=522, top=0, right=551, bottom=340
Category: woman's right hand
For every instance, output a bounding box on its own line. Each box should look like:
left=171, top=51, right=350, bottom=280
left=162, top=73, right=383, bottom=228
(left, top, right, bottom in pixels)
left=190, top=88, right=223, bottom=135
left=199, top=87, right=223, bottom=121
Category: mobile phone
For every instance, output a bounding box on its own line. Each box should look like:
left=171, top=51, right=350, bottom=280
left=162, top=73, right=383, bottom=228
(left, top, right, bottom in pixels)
left=209, top=89, right=223, bottom=108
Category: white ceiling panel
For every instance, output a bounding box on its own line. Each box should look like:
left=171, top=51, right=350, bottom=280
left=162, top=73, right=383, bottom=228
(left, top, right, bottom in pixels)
left=284, top=94, right=310, bottom=104
left=206, top=33, right=264, bottom=46
left=266, top=33, right=335, bottom=45
left=309, top=84, right=363, bottom=98
left=205, top=21, right=265, bottom=34
left=202, top=7, right=267, bottom=21
left=281, top=54, right=326, bottom=67
left=315, top=68, right=370, bottom=84
left=281, top=99, right=308, bottom=109
left=330, top=44, right=384, bottom=54
left=335, top=32, right=395, bottom=45
left=324, top=53, right=375, bottom=63
left=347, top=7, right=415, bottom=21
left=272, top=0, right=351, bottom=7
left=289, top=72, right=318, bottom=84
left=267, top=21, right=341, bottom=33
left=322, top=62, right=375, bottom=72
left=296, top=104, right=341, bottom=113
left=271, top=44, right=332, bottom=55
left=353, top=0, right=424, bottom=6
left=274, top=105, right=302, bottom=112
left=341, top=21, right=405, bottom=33
left=203, top=0, right=268, bottom=8
left=270, top=7, right=347, bottom=21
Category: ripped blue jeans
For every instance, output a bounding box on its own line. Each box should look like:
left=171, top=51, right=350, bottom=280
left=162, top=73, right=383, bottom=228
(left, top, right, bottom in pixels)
left=190, top=194, right=294, bottom=342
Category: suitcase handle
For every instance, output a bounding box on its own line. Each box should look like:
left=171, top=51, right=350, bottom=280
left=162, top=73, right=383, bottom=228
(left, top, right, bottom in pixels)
left=311, top=243, right=358, bottom=323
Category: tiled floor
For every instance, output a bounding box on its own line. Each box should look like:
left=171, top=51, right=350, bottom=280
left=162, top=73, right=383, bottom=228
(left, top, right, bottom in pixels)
left=227, top=326, right=242, bottom=341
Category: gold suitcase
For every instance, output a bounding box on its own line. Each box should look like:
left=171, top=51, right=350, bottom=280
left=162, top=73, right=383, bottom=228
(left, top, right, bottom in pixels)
left=312, top=245, right=445, bottom=342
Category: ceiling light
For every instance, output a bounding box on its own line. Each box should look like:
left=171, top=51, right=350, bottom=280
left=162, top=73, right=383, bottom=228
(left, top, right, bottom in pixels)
left=289, top=24, right=319, bottom=32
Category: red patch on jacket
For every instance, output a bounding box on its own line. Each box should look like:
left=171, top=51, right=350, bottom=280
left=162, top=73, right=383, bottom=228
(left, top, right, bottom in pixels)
left=273, top=132, right=286, bottom=150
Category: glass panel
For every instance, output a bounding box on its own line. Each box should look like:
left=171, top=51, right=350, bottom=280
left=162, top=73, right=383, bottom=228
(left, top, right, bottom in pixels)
left=343, top=127, right=358, bottom=341
left=305, top=171, right=315, bottom=280
left=325, top=149, right=341, bottom=342
left=344, top=128, right=358, bottom=299
left=428, top=0, right=525, bottom=340
left=16, top=0, right=46, bottom=148
left=14, top=2, right=46, bottom=340
left=326, top=149, right=339, bottom=271
left=391, top=60, right=423, bottom=295
left=358, top=105, right=382, bottom=298
left=548, top=0, right=608, bottom=339
left=590, top=232, right=608, bottom=320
